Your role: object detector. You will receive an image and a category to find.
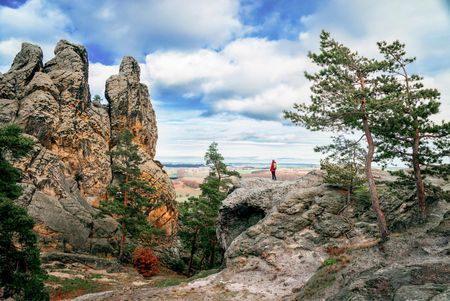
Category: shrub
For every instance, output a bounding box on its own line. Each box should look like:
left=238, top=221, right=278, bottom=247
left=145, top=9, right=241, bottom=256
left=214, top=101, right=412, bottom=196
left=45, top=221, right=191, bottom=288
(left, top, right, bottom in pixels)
left=322, top=257, right=338, bottom=267
left=132, top=247, right=160, bottom=277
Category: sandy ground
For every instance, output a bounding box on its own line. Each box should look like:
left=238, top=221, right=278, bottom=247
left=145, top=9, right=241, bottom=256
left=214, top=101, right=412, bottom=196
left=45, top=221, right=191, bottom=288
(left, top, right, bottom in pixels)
left=44, top=261, right=186, bottom=301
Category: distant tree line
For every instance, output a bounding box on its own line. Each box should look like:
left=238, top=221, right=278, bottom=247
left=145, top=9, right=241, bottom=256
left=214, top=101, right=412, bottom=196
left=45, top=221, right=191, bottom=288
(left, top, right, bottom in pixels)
left=285, top=31, right=450, bottom=241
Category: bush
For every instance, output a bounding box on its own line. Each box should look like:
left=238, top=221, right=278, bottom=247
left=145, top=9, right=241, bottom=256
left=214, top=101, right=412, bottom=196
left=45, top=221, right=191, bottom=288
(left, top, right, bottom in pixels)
left=322, top=257, right=338, bottom=267
left=132, top=247, right=160, bottom=277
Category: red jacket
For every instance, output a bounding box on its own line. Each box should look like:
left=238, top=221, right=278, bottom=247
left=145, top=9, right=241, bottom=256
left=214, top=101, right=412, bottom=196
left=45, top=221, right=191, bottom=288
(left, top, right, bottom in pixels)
left=270, top=161, right=277, bottom=172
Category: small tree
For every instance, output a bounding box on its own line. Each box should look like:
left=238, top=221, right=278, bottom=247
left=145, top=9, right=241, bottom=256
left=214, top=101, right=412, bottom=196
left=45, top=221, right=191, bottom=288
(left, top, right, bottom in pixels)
left=285, top=31, right=391, bottom=240
left=178, top=142, right=239, bottom=276
left=100, top=130, right=162, bottom=259
left=92, top=94, right=103, bottom=105
left=0, top=124, right=49, bottom=301
left=375, top=41, right=450, bottom=221
left=315, top=136, right=366, bottom=202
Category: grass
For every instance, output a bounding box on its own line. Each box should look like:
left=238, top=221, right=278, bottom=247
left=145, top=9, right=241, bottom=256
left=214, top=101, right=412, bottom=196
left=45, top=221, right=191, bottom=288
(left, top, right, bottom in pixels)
left=322, top=257, right=338, bottom=267
left=46, top=275, right=105, bottom=300
left=188, top=268, right=220, bottom=281
left=297, top=266, right=337, bottom=299
left=298, top=256, right=351, bottom=299
left=89, top=273, right=104, bottom=279
left=153, top=277, right=186, bottom=288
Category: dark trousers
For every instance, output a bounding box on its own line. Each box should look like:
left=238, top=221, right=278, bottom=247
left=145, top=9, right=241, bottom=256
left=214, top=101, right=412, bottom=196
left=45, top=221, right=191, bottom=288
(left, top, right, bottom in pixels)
left=271, top=171, right=276, bottom=180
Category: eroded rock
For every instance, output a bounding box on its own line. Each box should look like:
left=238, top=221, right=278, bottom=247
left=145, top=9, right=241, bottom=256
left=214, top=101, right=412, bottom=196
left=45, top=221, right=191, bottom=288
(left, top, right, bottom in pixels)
left=0, top=40, right=177, bottom=253
left=70, top=170, right=449, bottom=300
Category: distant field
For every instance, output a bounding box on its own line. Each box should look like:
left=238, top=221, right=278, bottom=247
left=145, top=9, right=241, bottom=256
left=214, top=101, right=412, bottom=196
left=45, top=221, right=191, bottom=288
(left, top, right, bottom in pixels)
left=165, top=165, right=317, bottom=202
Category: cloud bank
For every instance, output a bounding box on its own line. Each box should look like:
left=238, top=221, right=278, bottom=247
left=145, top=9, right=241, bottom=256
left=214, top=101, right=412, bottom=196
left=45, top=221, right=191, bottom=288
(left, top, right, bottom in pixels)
left=1, top=0, right=449, bottom=162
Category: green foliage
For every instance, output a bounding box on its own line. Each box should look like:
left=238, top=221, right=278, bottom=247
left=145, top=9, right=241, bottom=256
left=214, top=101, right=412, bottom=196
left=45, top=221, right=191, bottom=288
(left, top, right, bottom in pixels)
left=322, top=257, right=338, bottom=267
left=285, top=31, right=390, bottom=239
left=0, top=124, right=49, bottom=301
left=320, top=160, right=365, bottom=189
left=375, top=40, right=450, bottom=172
left=92, top=94, right=103, bottom=105
left=178, top=142, right=239, bottom=276
left=0, top=124, right=34, bottom=159
left=374, top=41, right=450, bottom=219
left=316, top=136, right=366, bottom=198
left=205, top=142, right=240, bottom=179
left=297, top=266, right=337, bottom=299
left=0, top=125, right=33, bottom=200
left=153, top=277, right=185, bottom=288
left=99, top=130, right=162, bottom=258
left=284, top=31, right=393, bottom=133
left=46, top=275, right=103, bottom=296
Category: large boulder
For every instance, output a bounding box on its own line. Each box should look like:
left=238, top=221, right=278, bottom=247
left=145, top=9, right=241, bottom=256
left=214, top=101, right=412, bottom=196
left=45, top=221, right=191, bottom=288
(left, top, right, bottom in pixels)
left=76, top=171, right=449, bottom=300
left=0, top=40, right=177, bottom=253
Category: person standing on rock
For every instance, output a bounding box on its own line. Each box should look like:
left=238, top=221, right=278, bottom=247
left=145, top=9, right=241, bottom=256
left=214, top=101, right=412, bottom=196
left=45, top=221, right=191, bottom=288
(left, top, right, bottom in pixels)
left=270, top=160, right=277, bottom=180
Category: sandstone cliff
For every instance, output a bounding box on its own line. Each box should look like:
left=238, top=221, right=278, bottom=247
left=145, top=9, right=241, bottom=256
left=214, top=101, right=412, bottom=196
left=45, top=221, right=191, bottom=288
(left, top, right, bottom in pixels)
left=75, top=171, right=449, bottom=300
left=0, top=40, right=176, bottom=254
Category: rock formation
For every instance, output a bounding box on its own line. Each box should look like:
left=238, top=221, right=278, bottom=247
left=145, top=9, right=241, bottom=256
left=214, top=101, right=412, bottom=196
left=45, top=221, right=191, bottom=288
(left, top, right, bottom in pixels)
left=75, top=171, right=449, bottom=300
left=0, top=40, right=176, bottom=254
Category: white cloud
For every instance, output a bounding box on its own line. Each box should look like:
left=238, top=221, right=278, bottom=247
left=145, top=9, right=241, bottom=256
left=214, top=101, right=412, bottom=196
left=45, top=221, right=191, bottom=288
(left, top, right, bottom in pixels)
left=146, top=49, right=234, bottom=88
left=2, top=0, right=449, bottom=163
left=0, top=37, right=56, bottom=70
left=297, top=0, right=450, bottom=121
left=56, top=0, right=244, bottom=58
left=88, top=62, right=119, bottom=100
left=154, top=109, right=333, bottom=163
left=0, top=38, right=22, bottom=70
left=213, top=84, right=308, bottom=119
left=0, top=0, right=70, bottom=40
left=422, top=70, right=450, bottom=122
left=0, top=0, right=74, bottom=66
left=299, top=0, right=450, bottom=64
left=145, top=37, right=312, bottom=119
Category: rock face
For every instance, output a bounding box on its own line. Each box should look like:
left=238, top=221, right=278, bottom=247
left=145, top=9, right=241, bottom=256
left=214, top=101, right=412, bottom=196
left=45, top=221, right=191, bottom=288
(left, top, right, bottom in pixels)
left=0, top=40, right=176, bottom=254
left=77, top=171, right=449, bottom=300
left=105, top=56, right=177, bottom=228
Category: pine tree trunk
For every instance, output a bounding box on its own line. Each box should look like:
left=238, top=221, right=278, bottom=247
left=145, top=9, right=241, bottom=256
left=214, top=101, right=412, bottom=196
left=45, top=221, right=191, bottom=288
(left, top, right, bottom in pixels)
left=347, top=184, right=352, bottom=203
left=119, top=223, right=125, bottom=258
left=219, top=249, right=225, bottom=265
left=412, top=132, right=427, bottom=221
left=188, top=227, right=199, bottom=276
left=209, top=241, right=216, bottom=268
left=199, top=253, right=206, bottom=270
left=119, top=175, right=129, bottom=259
left=363, top=117, right=389, bottom=241
left=358, top=74, right=389, bottom=241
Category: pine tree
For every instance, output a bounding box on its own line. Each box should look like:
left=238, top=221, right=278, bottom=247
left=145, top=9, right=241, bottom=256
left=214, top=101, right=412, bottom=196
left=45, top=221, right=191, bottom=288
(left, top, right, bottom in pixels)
left=0, top=124, right=49, bottom=301
left=92, top=94, right=103, bottom=105
left=284, top=31, right=392, bottom=240
left=178, top=142, right=239, bottom=276
left=315, top=136, right=366, bottom=203
left=100, top=130, right=162, bottom=259
left=375, top=41, right=450, bottom=221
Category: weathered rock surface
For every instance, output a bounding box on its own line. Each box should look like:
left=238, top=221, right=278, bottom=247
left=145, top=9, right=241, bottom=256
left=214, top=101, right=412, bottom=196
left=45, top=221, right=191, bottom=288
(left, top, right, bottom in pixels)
left=0, top=40, right=177, bottom=253
left=105, top=56, right=177, bottom=232
left=77, top=171, right=449, bottom=300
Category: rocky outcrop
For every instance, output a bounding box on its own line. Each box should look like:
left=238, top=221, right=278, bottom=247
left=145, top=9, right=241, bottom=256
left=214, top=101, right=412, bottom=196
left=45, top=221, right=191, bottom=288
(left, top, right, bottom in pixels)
left=105, top=56, right=177, bottom=231
left=0, top=40, right=177, bottom=254
left=77, top=171, right=449, bottom=300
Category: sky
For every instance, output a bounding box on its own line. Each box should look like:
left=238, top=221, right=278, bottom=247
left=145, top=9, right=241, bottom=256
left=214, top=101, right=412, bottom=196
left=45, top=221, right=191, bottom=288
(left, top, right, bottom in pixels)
left=1, top=0, right=449, bottom=164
